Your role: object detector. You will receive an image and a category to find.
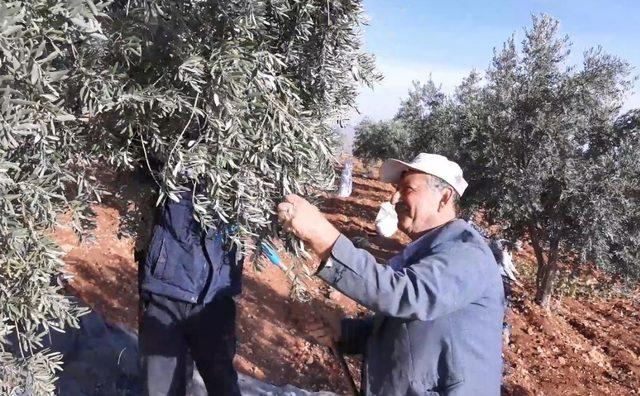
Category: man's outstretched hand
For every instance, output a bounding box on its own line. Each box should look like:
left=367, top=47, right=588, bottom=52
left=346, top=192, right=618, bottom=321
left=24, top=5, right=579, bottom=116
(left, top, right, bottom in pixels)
left=277, top=194, right=340, bottom=261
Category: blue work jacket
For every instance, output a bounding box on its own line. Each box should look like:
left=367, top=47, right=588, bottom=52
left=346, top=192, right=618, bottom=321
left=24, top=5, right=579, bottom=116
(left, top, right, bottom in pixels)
left=140, top=192, right=242, bottom=304
left=320, top=219, right=505, bottom=395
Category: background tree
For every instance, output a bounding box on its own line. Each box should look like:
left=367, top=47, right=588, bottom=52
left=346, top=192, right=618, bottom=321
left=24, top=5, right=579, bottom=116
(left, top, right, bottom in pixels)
left=596, top=109, right=640, bottom=281
left=353, top=78, right=446, bottom=163
left=1, top=0, right=378, bottom=393
left=353, top=118, right=412, bottom=162
left=396, top=79, right=445, bottom=128
left=388, top=73, right=490, bottom=214
left=462, top=15, right=638, bottom=307
left=441, top=70, right=491, bottom=213
left=395, top=79, right=452, bottom=155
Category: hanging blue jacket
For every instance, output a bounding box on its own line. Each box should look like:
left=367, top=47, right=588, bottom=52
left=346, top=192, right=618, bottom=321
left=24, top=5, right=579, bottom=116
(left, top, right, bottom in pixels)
left=141, top=192, right=243, bottom=304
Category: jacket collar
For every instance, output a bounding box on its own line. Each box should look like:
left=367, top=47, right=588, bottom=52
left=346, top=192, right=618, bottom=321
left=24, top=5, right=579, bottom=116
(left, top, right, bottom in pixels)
left=402, top=219, right=465, bottom=264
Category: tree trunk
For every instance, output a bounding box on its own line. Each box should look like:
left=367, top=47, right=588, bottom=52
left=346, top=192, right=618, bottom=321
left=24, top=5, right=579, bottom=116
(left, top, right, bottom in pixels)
left=535, top=238, right=560, bottom=309
left=527, top=224, right=546, bottom=289
left=535, top=259, right=559, bottom=308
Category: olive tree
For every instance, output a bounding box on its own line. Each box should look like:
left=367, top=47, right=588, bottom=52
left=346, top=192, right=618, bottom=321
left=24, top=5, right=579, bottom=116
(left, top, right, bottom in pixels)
left=353, top=79, right=447, bottom=162
left=0, top=1, right=109, bottom=394
left=395, top=79, right=451, bottom=154
left=83, top=0, right=379, bottom=252
left=464, top=15, right=638, bottom=307
left=1, top=0, right=378, bottom=393
left=353, top=117, right=412, bottom=162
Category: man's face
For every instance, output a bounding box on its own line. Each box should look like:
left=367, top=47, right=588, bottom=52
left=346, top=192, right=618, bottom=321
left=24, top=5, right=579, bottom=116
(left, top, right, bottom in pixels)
left=391, top=172, right=442, bottom=236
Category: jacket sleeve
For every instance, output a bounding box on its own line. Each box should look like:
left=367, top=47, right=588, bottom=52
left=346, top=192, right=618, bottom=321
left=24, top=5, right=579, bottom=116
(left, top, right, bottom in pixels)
left=338, top=317, right=374, bottom=355
left=317, top=234, right=494, bottom=321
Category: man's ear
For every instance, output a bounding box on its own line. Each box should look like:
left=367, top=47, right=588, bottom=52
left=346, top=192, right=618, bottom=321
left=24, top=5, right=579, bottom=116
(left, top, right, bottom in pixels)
left=439, top=187, right=454, bottom=210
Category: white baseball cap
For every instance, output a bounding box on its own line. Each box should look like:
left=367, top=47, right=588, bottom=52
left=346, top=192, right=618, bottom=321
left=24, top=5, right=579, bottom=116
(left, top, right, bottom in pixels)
left=380, top=153, right=468, bottom=196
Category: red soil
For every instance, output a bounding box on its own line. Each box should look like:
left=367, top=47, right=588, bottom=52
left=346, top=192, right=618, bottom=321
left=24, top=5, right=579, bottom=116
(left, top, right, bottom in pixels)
left=53, top=164, right=639, bottom=395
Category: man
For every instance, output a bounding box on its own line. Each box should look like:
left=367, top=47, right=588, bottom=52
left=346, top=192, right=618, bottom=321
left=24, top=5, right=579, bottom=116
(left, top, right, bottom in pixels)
left=139, top=191, right=243, bottom=396
left=278, top=153, right=505, bottom=395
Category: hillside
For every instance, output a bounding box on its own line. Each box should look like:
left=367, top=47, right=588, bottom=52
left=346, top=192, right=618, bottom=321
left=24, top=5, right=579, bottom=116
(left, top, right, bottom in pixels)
left=54, top=164, right=639, bottom=395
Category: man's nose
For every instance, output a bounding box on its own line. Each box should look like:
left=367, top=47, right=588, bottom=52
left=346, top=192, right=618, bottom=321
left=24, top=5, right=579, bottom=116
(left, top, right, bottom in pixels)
left=390, top=190, right=401, bottom=204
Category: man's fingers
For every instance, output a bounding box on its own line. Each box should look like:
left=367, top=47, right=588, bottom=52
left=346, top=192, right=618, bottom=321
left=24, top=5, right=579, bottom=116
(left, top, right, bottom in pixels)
left=284, top=194, right=298, bottom=204
left=277, top=202, right=293, bottom=213
left=277, top=202, right=295, bottom=222
left=283, top=222, right=296, bottom=235
left=284, top=194, right=305, bottom=205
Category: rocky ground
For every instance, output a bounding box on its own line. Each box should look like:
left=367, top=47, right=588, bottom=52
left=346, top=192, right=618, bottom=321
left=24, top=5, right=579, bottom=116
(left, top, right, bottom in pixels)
left=53, top=163, right=639, bottom=395
left=47, top=307, right=337, bottom=395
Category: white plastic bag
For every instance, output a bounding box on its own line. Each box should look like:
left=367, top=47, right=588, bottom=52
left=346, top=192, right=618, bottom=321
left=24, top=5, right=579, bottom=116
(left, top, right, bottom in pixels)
left=337, top=160, right=353, bottom=198
left=375, top=202, right=398, bottom=237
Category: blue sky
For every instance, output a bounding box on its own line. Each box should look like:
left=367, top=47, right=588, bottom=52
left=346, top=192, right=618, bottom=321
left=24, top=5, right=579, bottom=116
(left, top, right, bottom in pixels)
left=352, top=0, right=640, bottom=124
